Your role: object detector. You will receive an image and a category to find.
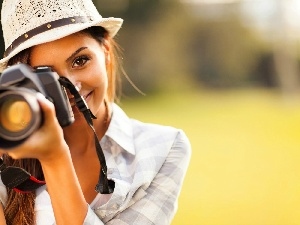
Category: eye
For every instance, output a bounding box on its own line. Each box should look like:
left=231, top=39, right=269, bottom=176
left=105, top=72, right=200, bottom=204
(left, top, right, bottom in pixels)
left=72, top=55, right=90, bottom=68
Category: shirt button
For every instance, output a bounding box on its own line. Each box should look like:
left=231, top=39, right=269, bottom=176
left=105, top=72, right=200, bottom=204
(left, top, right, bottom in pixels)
left=112, top=204, right=119, bottom=210
left=98, top=210, right=106, bottom=218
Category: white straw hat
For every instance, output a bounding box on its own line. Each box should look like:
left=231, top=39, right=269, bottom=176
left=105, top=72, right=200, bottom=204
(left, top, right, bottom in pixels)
left=0, top=0, right=123, bottom=72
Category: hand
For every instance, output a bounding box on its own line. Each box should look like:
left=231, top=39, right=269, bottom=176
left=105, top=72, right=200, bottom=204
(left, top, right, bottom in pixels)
left=0, top=93, right=69, bottom=162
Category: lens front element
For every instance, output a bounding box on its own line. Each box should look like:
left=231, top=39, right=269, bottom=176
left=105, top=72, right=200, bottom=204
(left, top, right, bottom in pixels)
left=1, top=99, right=32, bottom=132
left=0, top=90, right=42, bottom=141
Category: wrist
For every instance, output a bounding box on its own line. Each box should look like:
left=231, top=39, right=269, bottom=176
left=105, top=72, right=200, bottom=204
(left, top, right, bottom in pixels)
left=38, top=141, right=70, bottom=166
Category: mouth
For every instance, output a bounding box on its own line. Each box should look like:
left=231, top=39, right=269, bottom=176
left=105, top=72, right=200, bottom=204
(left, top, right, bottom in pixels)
left=68, top=91, right=93, bottom=107
left=83, top=91, right=92, bottom=102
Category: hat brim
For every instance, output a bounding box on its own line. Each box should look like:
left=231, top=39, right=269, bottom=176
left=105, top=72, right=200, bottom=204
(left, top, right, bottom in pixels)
left=0, top=17, right=123, bottom=72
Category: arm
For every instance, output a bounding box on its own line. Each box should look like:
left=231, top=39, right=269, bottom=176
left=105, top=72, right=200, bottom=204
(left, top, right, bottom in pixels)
left=34, top=95, right=104, bottom=225
left=107, top=130, right=191, bottom=225
left=40, top=145, right=88, bottom=225
left=0, top=94, right=96, bottom=225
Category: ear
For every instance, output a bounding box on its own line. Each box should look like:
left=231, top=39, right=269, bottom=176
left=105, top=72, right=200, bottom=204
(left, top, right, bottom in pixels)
left=103, top=39, right=111, bottom=65
left=105, top=51, right=111, bottom=66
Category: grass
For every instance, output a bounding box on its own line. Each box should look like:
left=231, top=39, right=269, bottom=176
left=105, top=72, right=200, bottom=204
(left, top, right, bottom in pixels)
left=120, top=88, right=300, bottom=225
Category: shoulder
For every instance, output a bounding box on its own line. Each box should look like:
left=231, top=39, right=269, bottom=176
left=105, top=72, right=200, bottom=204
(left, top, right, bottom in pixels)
left=108, top=103, right=191, bottom=157
left=132, top=119, right=189, bottom=146
left=130, top=118, right=191, bottom=159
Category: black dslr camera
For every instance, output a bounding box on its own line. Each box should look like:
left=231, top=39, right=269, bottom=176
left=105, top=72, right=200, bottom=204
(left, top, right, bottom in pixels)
left=0, top=63, right=74, bottom=149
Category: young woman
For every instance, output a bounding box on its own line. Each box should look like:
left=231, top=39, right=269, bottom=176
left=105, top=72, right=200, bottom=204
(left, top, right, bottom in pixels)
left=0, top=0, right=191, bottom=224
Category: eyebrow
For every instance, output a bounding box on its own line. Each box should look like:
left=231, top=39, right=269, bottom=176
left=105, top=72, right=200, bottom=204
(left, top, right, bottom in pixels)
left=66, top=47, right=88, bottom=63
left=32, top=47, right=88, bottom=69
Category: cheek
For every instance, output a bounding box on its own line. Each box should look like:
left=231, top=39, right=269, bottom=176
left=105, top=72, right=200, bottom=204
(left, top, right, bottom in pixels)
left=97, top=73, right=108, bottom=101
left=94, top=56, right=109, bottom=89
left=89, top=74, right=107, bottom=115
left=89, top=63, right=108, bottom=102
left=94, top=65, right=108, bottom=90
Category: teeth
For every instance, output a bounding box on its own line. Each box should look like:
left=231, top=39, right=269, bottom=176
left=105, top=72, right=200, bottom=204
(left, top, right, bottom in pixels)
left=83, top=92, right=91, bottom=100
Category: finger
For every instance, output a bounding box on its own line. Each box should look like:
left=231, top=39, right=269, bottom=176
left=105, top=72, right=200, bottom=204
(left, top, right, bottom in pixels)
left=36, top=93, right=58, bottom=126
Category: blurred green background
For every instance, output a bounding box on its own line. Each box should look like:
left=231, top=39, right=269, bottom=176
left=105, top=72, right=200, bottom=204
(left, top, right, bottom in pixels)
left=1, top=0, right=300, bottom=224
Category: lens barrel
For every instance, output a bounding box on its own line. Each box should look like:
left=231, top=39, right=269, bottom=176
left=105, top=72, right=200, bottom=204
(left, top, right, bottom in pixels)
left=0, top=90, right=42, bottom=141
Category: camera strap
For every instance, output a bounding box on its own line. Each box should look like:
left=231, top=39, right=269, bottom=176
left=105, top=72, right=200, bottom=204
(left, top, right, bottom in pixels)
left=59, top=77, right=114, bottom=194
left=0, top=158, right=46, bottom=193
left=0, top=77, right=114, bottom=194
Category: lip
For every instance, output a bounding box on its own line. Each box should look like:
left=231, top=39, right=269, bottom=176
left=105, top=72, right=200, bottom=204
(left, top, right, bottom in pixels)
left=81, top=91, right=93, bottom=105
left=68, top=91, right=92, bottom=107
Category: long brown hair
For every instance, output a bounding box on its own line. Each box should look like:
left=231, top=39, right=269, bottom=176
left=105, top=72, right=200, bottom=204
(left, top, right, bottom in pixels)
left=3, top=26, right=121, bottom=224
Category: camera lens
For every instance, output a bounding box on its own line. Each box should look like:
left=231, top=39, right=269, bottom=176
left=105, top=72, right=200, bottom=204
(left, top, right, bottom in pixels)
left=1, top=99, right=32, bottom=131
left=0, top=90, right=42, bottom=141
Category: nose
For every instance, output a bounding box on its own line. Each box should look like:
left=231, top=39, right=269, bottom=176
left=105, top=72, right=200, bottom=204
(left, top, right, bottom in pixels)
left=59, top=71, right=82, bottom=92
left=64, top=79, right=82, bottom=99
left=75, top=82, right=82, bottom=92
left=67, top=77, right=82, bottom=92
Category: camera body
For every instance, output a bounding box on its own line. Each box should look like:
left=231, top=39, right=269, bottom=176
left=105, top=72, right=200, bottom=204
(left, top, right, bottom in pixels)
left=0, top=63, right=74, bottom=148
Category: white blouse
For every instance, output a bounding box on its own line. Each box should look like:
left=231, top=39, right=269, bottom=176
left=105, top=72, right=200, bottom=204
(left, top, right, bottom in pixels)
left=0, top=103, right=191, bottom=225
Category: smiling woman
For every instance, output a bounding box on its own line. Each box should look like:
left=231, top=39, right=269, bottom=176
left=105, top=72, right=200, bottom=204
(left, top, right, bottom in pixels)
left=0, top=0, right=191, bottom=225
left=29, top=31, right=109, bottom=124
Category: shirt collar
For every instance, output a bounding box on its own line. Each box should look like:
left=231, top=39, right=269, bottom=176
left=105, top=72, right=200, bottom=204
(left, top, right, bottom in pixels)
left=104, top=103, right=135, bottom=155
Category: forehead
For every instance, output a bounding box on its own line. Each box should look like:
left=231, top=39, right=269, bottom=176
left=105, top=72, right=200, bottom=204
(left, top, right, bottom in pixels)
left=29, top=32, right=103, bottom=64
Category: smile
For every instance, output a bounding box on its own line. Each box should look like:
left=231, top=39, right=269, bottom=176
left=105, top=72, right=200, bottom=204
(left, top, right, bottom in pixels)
left=68, top=91, right=92, bottom=107
left=82, top=91, right=92, bottom=102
